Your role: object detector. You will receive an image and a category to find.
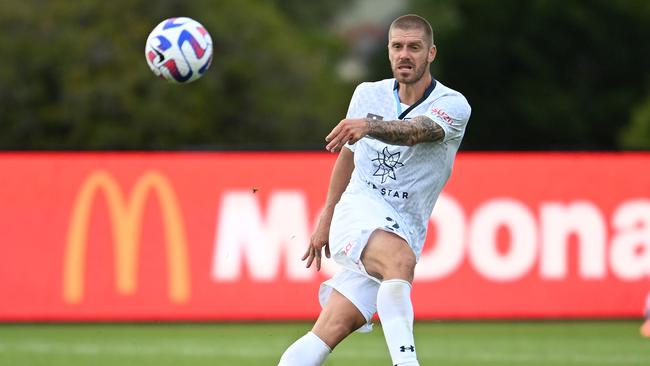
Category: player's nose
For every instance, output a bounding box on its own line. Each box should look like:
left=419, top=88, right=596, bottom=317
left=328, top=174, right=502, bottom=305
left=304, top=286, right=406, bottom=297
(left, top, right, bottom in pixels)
left=397, top=50, right=413, bottom=62
left=397, top=55, right=413, bottom=65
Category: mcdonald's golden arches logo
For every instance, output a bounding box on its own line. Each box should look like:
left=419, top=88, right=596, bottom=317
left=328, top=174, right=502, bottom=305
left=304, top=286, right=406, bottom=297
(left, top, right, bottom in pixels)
left=63, top=170, right=190, bottom=304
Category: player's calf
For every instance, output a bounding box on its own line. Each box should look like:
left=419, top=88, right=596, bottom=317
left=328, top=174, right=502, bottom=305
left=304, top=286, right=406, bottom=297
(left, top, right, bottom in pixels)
left=378, top=279, right=419, bottom=366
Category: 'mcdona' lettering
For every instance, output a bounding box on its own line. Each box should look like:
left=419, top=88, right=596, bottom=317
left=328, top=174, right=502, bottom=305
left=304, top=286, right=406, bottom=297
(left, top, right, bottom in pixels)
left=211, top=191, right=650, bottom=283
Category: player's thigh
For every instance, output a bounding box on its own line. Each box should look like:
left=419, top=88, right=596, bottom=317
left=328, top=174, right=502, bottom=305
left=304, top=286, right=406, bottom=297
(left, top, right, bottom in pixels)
left=312, top=289, right=368, bottom=349
left=361, top=229, right=416, bottom=282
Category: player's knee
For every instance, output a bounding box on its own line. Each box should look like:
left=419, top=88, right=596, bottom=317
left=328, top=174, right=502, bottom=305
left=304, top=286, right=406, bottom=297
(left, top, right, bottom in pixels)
left=383, top=250, right=416, bottom=281
left=313, top=306, right=363, bottom=348
left=363, top=230, right=416, bottom=280
left=314, top=317, right=356, bottom=348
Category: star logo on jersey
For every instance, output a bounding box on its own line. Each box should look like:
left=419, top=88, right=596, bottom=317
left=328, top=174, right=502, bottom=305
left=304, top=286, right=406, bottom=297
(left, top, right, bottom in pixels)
left=372, top=147, right=404, bottom=183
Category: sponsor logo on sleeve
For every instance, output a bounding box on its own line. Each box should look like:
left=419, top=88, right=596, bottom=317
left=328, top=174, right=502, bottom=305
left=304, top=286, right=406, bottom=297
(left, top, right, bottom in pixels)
left=430, top=107, right=453, bottom=124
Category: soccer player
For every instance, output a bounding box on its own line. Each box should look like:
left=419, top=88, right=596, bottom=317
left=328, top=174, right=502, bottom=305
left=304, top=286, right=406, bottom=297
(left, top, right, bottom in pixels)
left=641, top=291, right=650, bottom=337
left=278, top=14, right=471, bottom=366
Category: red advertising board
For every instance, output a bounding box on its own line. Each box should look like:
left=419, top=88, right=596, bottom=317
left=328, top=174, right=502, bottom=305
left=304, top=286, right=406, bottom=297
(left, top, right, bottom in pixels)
left=0, top=152, right=649, bottom=321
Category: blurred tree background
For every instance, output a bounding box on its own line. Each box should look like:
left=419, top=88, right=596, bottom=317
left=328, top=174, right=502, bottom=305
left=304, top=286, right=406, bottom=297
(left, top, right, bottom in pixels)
left=0, top=0, right=648, bottom=150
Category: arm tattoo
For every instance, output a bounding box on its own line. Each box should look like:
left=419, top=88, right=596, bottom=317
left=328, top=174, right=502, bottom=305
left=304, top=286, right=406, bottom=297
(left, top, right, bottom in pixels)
left=365, top=115, right=445, bottom=146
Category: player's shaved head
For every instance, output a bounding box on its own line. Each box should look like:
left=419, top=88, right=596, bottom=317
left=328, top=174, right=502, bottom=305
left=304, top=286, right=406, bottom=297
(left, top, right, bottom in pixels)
left=389, top=14, right=434, bottom=48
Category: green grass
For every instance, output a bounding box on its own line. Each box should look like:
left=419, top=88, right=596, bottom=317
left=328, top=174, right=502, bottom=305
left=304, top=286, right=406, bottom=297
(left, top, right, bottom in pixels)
left=0, top=321, right=649, bottom=365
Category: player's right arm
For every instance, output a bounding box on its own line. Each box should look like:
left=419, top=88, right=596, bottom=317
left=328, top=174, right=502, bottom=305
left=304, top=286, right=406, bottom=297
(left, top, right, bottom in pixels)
left=302, top=147, right=355, bottom=271
left=325, top=92, right=472, bottom=152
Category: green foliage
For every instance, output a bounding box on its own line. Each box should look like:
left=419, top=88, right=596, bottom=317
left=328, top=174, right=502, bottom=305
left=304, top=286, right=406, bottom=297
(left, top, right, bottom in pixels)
left=270, top=0, right=349, bottom=28
left=0, top=0, right=351, bottom=149
left=404, top=0, right=650, bottom=150
left=1, top=0, right=649, bottom=150
left=620, top=96, right=650, bottom=149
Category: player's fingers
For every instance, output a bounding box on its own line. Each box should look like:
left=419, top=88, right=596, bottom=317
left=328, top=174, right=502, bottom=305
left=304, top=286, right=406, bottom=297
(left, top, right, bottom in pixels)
left=304, top=247, right=316, bottom=268
left=326, top=129, right=343, bottom=149
left=326, top=138, right=340, bottom=152
left=301, top=247, right=311, bottom=261
left=325, top=124, right=342, bottom=143
left=305, top=253, right=315, bottom=268
left=326, top=141, right=337, bottom=153
left=326, top=133, right=351, bottom=152
left=315, top=249, right=322, bottom=271
left=324, top=243, right=331, bottom=258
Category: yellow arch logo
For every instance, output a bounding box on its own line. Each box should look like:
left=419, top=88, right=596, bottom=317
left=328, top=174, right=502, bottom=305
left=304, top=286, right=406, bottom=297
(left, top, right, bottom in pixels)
left=63, top=170, right=190, bottom=304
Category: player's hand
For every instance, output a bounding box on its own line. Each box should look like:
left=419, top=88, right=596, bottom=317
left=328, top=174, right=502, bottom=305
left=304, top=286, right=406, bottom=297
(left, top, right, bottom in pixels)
left=302, top=222, right=331, bottom=271
left=325, top=118, right=369, bottom=153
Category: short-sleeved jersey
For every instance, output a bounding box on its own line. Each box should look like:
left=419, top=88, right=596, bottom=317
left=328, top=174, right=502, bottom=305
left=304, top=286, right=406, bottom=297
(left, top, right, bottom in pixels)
left=343, top=78, right=471, bottom=258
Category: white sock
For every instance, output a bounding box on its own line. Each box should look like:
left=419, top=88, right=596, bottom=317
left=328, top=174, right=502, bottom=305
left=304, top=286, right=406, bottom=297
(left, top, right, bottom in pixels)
left=377, top=279, right=419, bottom=366
left=278, top=331, right=331, bottom=366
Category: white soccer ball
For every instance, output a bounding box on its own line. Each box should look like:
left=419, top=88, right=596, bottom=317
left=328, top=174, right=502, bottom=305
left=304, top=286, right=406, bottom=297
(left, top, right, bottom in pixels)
left=145, top=17, right=213, bottom=83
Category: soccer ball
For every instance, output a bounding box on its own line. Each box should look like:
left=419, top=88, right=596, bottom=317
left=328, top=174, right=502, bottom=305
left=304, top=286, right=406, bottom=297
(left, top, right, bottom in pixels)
left=145, top=17, right=213, bottom=83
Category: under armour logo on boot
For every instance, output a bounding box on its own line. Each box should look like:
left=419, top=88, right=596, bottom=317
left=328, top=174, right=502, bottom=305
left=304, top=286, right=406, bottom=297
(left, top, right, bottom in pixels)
left=399, top=345, right=415, bottom=352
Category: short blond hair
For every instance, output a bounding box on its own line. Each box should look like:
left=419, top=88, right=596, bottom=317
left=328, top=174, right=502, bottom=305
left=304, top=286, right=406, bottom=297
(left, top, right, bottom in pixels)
left=389, top=14, right=434, bottom=48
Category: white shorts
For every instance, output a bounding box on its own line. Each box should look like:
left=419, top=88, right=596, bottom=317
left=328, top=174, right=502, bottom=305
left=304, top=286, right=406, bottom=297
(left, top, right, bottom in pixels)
left=318, top=192, right=413, bottom=332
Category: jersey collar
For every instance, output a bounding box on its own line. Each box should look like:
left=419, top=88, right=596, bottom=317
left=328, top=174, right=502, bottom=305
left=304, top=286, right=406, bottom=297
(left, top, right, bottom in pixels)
left=393, top=78, right=437, bottom=120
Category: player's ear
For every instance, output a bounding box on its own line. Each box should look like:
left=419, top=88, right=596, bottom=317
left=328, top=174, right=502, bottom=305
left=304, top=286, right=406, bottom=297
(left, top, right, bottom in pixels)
left=428, top=45, right=437, bottom=63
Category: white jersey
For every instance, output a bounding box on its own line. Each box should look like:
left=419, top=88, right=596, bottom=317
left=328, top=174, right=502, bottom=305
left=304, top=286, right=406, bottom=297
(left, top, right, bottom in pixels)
left=343, top=78, right=471, bottom=258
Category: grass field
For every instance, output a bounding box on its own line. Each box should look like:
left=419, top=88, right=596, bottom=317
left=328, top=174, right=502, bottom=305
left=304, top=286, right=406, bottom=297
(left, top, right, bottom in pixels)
left=1, top=321, right=649, bottom=365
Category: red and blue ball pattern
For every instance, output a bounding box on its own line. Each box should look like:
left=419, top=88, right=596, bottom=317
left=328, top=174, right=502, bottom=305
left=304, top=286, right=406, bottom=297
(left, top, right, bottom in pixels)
left=145, top=17, right=213, bottom=83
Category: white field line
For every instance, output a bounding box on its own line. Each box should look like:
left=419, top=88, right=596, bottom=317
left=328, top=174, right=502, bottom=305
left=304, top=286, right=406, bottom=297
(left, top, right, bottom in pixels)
left=0, top=340, right=648, bottom=364
left=416, top=349, right=650, bottom=365
left=0, top=341, right=278, bottom=358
